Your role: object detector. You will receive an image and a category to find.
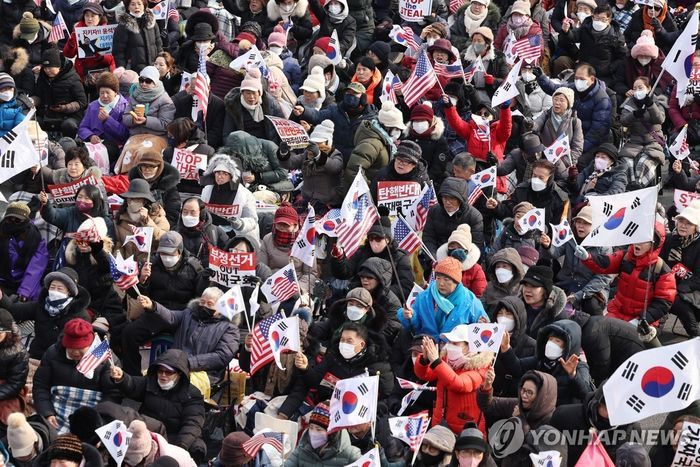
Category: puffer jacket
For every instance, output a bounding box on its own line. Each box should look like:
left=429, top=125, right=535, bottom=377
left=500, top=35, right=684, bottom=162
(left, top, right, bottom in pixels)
left=2, top=47, right=35, bottom=95
left=575, top=160, right=628, bottom=201
left=142, top=252, right=208, bottom=311
left=284, top=429, right=361, bottom=467
left=35, top=60, right=88, bottom=121
left=619, top=96, right=665, bottom=164
left=583, top=222, right=676, bottom=323
left=559, top=17, right=627, bottom=80
left=112, top=10, right=162, bottom=73
left=344, top=119, right=394, bottom=192
left=153, top=300, right=240, bottom=383
left=122, top=89, right=176, bottom=137
left=222, top=88, right=285, bottom=142
left=403, top=117, right=451, bottom=190
left=521, top=286, right=569, bottom=338
left=542, top=240, right=612, bottom=303
left=0, top=323, right=28, bottom=401
left=0, top=97, right=24, bottom=137
left=533, top=109, right=584, bottom=169
left=224, top=131, right=288, bottom=189
left=481, top=247, right=526, bottom=313
left=449, top=2, right=501, bottom=50
left=660, top=233, right=700, bottom=308
left=444, top=104, right=511, bottom=163
left=279, top=145, right=344, bottom=206
left=128, top=163, right=181, bottom=226
left=264, top=0, right=313, bottom=41
left=115, top=349, right=204, bottom=451
left=414, top=350, right=492, bottom=435
left=435, top=243, right=486, bottom=298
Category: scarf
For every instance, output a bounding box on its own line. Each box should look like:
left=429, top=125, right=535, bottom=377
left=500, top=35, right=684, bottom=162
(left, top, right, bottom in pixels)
left=429, top=280, right=455, bottom=314
left=463, top=5, right=488, bottom=36
left=370, top=120, right=397, bottom=157
left=580, top=165, right=613, bottom=195
left=549, top=109, right=570, bottom=133
left=669, top=232, right=700, bottom=263
left=508, top=17, right=533, bottom=39
left=99, top=95, right=120, bottom=114
left=642, top=4, right=667, bottom=37
left=240, top=96, right=264, bottom=122
left=45, top=296, right=74, bottom=317
left=130, top=81, right=165, bottom=105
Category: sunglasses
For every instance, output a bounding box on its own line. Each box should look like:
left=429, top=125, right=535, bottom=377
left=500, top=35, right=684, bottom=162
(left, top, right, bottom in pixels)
left=139, top=77, right=154, bottom=85
left=650, top=5, right=662, bottom=10
left=476, top=112, right=490, bottom=117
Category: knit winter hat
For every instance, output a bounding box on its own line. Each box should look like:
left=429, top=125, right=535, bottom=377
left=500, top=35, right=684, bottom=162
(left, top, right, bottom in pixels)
left=139, top=66, right=160, bottom=84
left=0, top=73, right=15, bottom=90
left=49, top=435, right=83, bottom=464
left=7, top=413, right=38, bottom=458
left=410, top=103, right=434, bottom=122
left=4, top=201, right=30, bottom=221
left=309, top=120, right=335, bottom=146
left=677, top=200, right=700, bottom=226
left=240, top=68, right=263, bottom=93
left=521, top=265, right=554, bottom=296
left=448, top=224, right=473, bottom=250
left=434, top=257, right=462, bottom=284
left=96, top=72, right=119, bottom=94
left=510, top=0, right=531, bottom=15
left=394, top=140, right=422, bottom=164
left=268, top=26, right=286, bottom=48
left=314, top=36, right=333, bottom=54
left=62, top=318, right=94, bottom=349
left=553, top=87, right=574, bottom=109
left=19, top=12, right=40, bottom=41
left=300, top=67, right=326, bottom=99
left=471, top=26, right=494, bottom=43
left=346, top=287, right=373, bottom=308
left=631, top=30, right=659, bottom=59
left=274, top=203, right=298, bottom=225
left=125, top=420, right=153, bottom=466
left=595, top=142, right=619, bottom=163
left=378, top=101, right=406, bottom=130
left=219, top=432, right=252, bottom=466
left=0, top=309, right=13, bottom=332
left=369, top=41, right=391, bottom=63
left=513, top=201, right=535, bottom=217
left=309, top=402, right=331, bottom=429
left=368, top=211, right=393, bottom=239
left=422, top=425, right=456, bottom=453
left=45, top=267, right=80, bottom=297
left=240, top=20, right=262, bottom=38
left=516, top=245, right=539, bottom=268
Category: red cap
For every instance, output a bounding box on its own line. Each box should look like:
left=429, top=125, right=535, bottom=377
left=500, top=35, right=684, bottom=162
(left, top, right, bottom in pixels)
left=62, top=318, right=94, bottom=349
left=274, top=203, right=299, bottom=226
left=314, top=36, right=332, bottom=54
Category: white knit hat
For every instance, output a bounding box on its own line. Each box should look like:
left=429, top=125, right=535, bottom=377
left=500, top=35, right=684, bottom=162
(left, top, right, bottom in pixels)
left=139, top=66, right=160, bottom=84
left=7, top=413, right=39, bottom=458
left=310, top=119, right=335, bottom=146
left=300, top=66, right=326, bottom=100
left=378, top=101, right=406, bottom=130
left=677, top=200, right=700, bottom=226
left=448, top=224, right=473, bottom=249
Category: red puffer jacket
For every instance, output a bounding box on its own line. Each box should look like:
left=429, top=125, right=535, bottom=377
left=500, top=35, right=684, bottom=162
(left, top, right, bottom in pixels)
left=583, top=222, right=677, bottom=323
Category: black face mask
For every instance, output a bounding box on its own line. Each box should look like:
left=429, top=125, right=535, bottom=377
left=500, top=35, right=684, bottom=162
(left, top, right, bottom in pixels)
left=420, top=452, right=444, bottom=466
left=0, top=220, right=29, bottom=237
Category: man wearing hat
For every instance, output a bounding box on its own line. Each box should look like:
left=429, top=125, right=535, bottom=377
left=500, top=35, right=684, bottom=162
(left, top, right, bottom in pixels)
left=0, top=73, right=25, bottom=138
left=498, top=132, right=548, bottom=183
left=573, top=142, right=627, bottom=202
left=519, top=263, right=569, bottom=337
left=452, top=423, right=495, bottom=465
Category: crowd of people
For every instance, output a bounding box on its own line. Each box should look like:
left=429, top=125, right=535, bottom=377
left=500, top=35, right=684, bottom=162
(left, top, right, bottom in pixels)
left=0, top=0, right=700, bottom=464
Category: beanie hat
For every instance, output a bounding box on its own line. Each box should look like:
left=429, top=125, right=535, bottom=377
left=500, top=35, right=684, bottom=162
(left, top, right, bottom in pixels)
left=434, top=257, right=462, bottom=284
left=369, top=41, right=390, bottom=63
left=410, top=103, right=434, bottom=122
left=346, top=287, right=373, bottom=308
left=49, top=435, right=83, bottom=464
left=454, top=424, right=488, bottom=452
left=274, top=203, right=298, bottom=225
left=448, top=224, right=473, bottom=250
left=368, top=210, right=393, bottom=239
left=394, top=140, right=422, bottom=164
left=521, top=265, right=554, bottom=296
left=240, top=68, right=263, bottom=93
left=358, top=56, right=377, bottom=72
left=44, top=267, right=80, bottom=297
left=7, top=413, right=38, bottom=457
left=219, top=432, right=252, bottom=466
left=422, top=425, right=456, bottom=453
left=62, top=318, right=94, bottom=349
left=631, top=30, right=659, bottom=59
left=510, top=0, right=531, bottom=15
left=95, top=72, right=119, bottom=94
left=268, top=26, right=286, bottom=48
left=553, top=87, right=574, bottom=109
left=516, top=245, right=539, bottom=268
left=595, top=142, right=619, bottom=163
left=378, top=101, right=406, bottom=130
left=235, top=31, right=257, bottom=44
left=314, top=36, right=333, bottom=54
left=300, top=67, right=326, bottom=99
left=677, top=200, right=700, bottom=226
left=576, top=0, right=597, bottom=10
left=420, top=22, right=448, bottom=39
left=139, top=66, right=160, bottom=84
left=309, top=120, right=335, bottom=146
left=616, top=442, right=651, bottom=467
left=0, top=309, right=13, bottom=333
left=19, top=12, right=40, bottom=41
left=309, top=402, right=331, bottom=429
left=4, top=201, right=30, bottom=221
left=125, top=421, right=153, bottom=466
left=471, top=26, right=494, bottom=43
left=0, top=73, right=15, bottom=90
left=69, top=407, right=104, bottom=445
left=513, top=201, right=535, bottom=217
left=240, top=20, right=262, bottom=38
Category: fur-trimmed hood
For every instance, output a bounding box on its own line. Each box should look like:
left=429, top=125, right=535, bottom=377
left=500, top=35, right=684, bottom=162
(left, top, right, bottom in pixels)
left=117, top=9, right=156, bottom=33
left=64, top=236, right=115, bottom=266
left=405, top=115, right=445, bottom=140
left=0, top=323, right=24, bottom=359
left=448, top=348, right=494, bottom=371
left=436, top=240, right=480, bottom=270
left=4, top=47, right=29, bottom=76
left=524, top=286, right=569, bottom=337
left=199, top=154, right=242, bottom=186
left=267, top=0, right=309, bottom=21
left=184, top=9, right=220, bottom=37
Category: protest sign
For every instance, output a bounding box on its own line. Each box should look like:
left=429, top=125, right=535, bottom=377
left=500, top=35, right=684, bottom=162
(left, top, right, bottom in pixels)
left=266, top=116, right=309, bottom=149
left=377, top=181, right=422, bottom=216
left=671, top=421, right=700, bottom=467
left=48, top=174, right=98, bottom=205
left=674, top=189, right=700, bottom=212
left=172, top=147, right=207, bottom=181
left=399, top=0, right=432, bottom=22
left=208, top=245, right=256, bottom=287
left=74, top=25, right=117, bottom=58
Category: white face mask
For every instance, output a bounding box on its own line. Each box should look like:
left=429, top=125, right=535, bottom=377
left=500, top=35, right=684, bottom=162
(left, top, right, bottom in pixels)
left=160, top=255, right=180, bottom=268
left=427, top=38, right=436, bottom=46
left=346, top=305, right=366, bottom=321
left=328, top=2, right=342, bottom=14
left=390, top=129, right=402, bottom=139
left=592, top=20, right=608, bottom=31
left=576, top=11, right=590, bottom=22
left=638, top=57, right=652, bottom=66
left=269, top=46, right=283, bottom=55
left=575, top=79, right=590, bottom=92
left=131, top=11, right=144, bottom=17
left=280, top=2, right=295, bottom=12
left=413, top=121, right=430, bottom=134
left=0, top=90, right=13, bottom=101
left=158, top=379, right=177, bottom=390
left=634, top=89, right=648, bottom=100
left=308, top=430, right=328, bottom=449
left=521, top=72, right=535, bottom=83
left=339, top=342, right=359, bottom=359
left=444, top=343, right=464, bottom=360
left=531, top=177, right=547, bottom=192
left=495, top=267, right=514, bottom=284
left=594, top=156, right=610, bottom=171
left=48, top=290, right=69, bottom=301
left=497, top=316, right=515, bottom=332
left=182, top=215, right=199, bottom=227
left=544, top=340, right=564, bottom=360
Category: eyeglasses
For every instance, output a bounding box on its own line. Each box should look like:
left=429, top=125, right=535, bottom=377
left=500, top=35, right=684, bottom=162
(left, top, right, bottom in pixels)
left=139, top=77, right=154, bottom=85
left=520, top=388, right=536, bottom=397
left=395, top=158, right=416, bottom=166
left=476, top=112, right=490, bottom=118
left=140, top=164, right=158, bottom=170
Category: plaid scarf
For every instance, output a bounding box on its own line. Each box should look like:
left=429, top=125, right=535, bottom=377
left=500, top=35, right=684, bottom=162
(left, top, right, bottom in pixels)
left=668, top=232, right=700, bottom=264
left=51, top=385, right=102, bottom=434
left=580, top=165, right=613, bottom=195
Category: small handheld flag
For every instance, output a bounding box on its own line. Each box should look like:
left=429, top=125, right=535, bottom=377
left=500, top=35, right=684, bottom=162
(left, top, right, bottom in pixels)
left=550, top=220, right=574, bottom=247
left=517, top=207, right=545, bottom=233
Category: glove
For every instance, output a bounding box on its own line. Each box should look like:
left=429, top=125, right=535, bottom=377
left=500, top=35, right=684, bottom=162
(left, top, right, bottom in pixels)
left=315, top=151, right=328, bottom=166
left=484, top=74, right=495, bottom=86
left=650, top=17, right=663, bottom=32
left=637, top=319, right=657, bottom=343
left=331, top=243, right=344, bottom=259
left=463, top=83, right=475, bottom=96
left=523, top=117, right=535, bottom=132
left=441, top=94, right=453, bottom=108
left=532, top=66, right=543, bottom=78
left=90, top=239, right=104, bottom=254
left=633, top=108, right=645, bottom=117
left=306, top=142, right=320, bottom=159
left=486, top=151, right=498, bottom=166
left=568, top=165, right=578, bottom=180
left=231, top=217, right=244, bottom=230
left=279, top=141, right=291, bottom=156
left=644, top=95, right=654, bottom=107
left=574, top=245, right=590, bottom=260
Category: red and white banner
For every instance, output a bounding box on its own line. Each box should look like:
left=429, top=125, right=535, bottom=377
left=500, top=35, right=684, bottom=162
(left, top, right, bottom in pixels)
left=173, top=147, right=207, bottom=181
left=48, top=174, right=98, bottom=205
left=674, top=189, right=700, bottom=212
left=377, top=181, right=422, bottom=216
left=208, top=245, right=256, bottom=287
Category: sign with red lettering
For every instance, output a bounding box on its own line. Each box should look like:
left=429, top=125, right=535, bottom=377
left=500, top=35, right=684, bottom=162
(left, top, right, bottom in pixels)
left=399, top=0, right=432, bottom=22
left=266, top=116, right=309, bottom=149
left=377, top=181, right=422, bottom=215
left=173, top=147, right=207, bottom=181
left=208, top=245, right=256, bottom=286
left=48, top=175, right=99, bottom=205
left=674, top=189, right=700, bottom=212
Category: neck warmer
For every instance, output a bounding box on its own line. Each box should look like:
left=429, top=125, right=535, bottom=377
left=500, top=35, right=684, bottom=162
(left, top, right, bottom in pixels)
left=130, top=81, right=165, bottom=104
left=241, top=96, right=264, bottom=122
left=464, top=6, right=488, bottom=36
left=273, top=228, right=296, bottom=248
left=429, top=280, right=455, bottom=314
left=45, top=296, right=74, bottom=317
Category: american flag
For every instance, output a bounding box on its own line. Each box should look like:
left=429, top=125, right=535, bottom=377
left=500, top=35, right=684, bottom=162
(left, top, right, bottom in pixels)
left=472, top=114, right=491, bottom=142
left=242, top=432, right=284, bottom=458
left=512, top=34, right=542, bottom=63
left=250, top=313, right=283, bottom=375
left=463, top=57, right=486, bottom=82
left=406, top=412, right=430, bottom=451
left=406, top=182, right=437, bottom=232
left=76, top=338, right=111, bottom=377
left=396, top=377, right=436, bottom=391
left=381, top=70, right=402, bottom=104
left=402, top=51, right=437, bottom=107
left=167, top=5, right=179, bottom=22
left=194, top=51, right=209, bottom=119
left=261, top=264, right=299, bottom=303
left=393, top=216, right=421, bottom=254
left=108, top=254, right=139, bottom=290
left=336, top=192, right=379, bottom=258
left=434, top=62, right=464, bottom=79
left=48, top=13, right=68, bottom=43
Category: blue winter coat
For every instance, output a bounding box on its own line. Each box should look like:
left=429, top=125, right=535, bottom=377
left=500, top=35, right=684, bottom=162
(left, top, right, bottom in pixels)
left=0, top=98, right=25, bottom=137
left=397, top=281, right=488, bottom=340
left=537, top=76, right=612, bottom=153
left=300, top=102, right=377, bottom=160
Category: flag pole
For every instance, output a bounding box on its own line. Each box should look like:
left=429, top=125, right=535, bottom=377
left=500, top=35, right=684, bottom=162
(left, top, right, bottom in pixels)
left=33, top=118, right=46, bottom=192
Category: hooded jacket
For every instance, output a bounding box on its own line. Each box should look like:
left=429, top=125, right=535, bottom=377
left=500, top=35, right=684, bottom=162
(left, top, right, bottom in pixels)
left=0, top=323, right=28, bottom=401
left=35, top=60, right=88, bottom=121
left=521, top=285, right=569, bottom=339
left=112, top=10, right=162, bottom=73
left=344, top=119, right=394, bottom=193
left=436, top=242, right=486, bottom=298
left=481, top=248, right=525, bottom=313
left=224, top=131, right=289, bottom=188
left=128, top=163, right=181, bottom=227
left=352, top=257, right=403, bottom=344
left=310, top=0, right=357, bottom=54
left=584, top=222, right=676, bottom=323
left=1, top=46, right=35, bottom=95
left=115, top=349, right=204, bottom=451
left=284, top=429, right=361, bottom=466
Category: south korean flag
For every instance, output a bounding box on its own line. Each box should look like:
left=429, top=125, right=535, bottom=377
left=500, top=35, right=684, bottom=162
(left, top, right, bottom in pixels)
left=582, top=187, right=657, bottom=248
left=603, top=338, right=700, bottom=426
left=328, top=375, right=379, bottom=433
left=466, top=323, right=505, bottom=353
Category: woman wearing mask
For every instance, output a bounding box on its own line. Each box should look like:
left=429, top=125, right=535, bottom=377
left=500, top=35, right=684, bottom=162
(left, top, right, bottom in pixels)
left=264, top=0, right=313, bottom=44
left=114, top=179, right=170, bottom=261
left=617, top=30, right=670, bottom=99
left=494, top=1, right=543, bottom=63
left=355, top=258, right=403, bottom=346
left=154, top=52, right=182, bottom=96
left=514, top=64, right=551, bottom=120
left=448, top=425, right=496, bottom=467
left=462, top=28, right=509, bottom=99
left=480, top=247, right=526, bottom=313
left=122, top=66, right=176, bottom=137
left=436, top=225, right=487, bottom=298
left=450, top=0, right=501, bottom=51
left=0, top=73, right=25, bottom=138
left=177, top=198, right=227, bottom=266
left=573, top=143, right=627, bottom=204
left=533, top=87, right=583, bottom=174
left=401, top=105, right=450, bottom=189
left=624, top=0, right=677, bottom=54
left=618, top=76, right=665, bottom=188
left=351, top=57, right=382, bottom=106
left=414, top=326, right=492, bottom=435
left=112, top=0, right=163, bottom=73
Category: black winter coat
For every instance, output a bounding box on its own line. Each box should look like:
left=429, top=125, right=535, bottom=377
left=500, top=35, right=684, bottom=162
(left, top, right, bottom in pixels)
left=142, top=253, right=208, bottom=310
left=660, top=233, right=700, bottom=302
left=33, top=342, right=121, bottom=419
left=112, top=10, right=163, bottom=73
left=116, top=349, right=204, bottom=450
left=35, top=61, right=87, bottom=121
left=128, top=163, right=182, bottom=227
left=575, top=161, right=628, bottom=203
left=177, top=212, right=228, bottom=267
left=309, top=0, right=357, bottom=54
left=496, top=179, right=569, bottom=226
left=171, top=90, right=226, bottom=148
left=624, top=9, right=677, bottom=54
left=222, top=88, right=284, bottom=142
left=403, top=120, right=452, bottom=190
left=0, top=324, right=28, bottom=401
left=559, top=18, right=627, bottom=80
left=0, top=0, right=40, bottom=45
left=1, top=286, right=91, bottom=360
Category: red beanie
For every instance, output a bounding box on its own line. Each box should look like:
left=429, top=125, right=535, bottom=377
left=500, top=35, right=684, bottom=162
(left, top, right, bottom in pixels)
left=314, top=36, right=332, bottom=54
left=62, top=318, right=94, bottom=349
left=410, top=104, right=434, bottom=122
left=274, top=203, right=299, bottom=226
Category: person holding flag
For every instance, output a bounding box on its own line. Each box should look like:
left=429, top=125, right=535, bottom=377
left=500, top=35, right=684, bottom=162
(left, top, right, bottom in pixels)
left=533, top=87, right=584, bottom=172
left=572, top=143, right=628, bottom=204
left=493, top=1, right=544, bottom=62
left=435, top=224, right=487, bottom=298
left=309, top=0, right=356, bottom=56
left=462, top=28, right=509, bottom=92
left=489, top=201, right=541, bottom=255
left=387, top=336, right=436, bottom=416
